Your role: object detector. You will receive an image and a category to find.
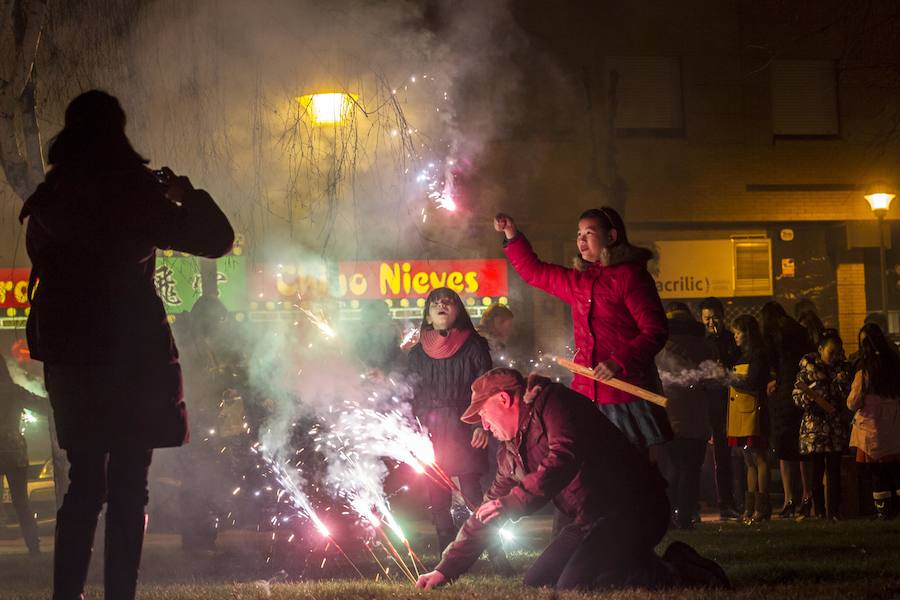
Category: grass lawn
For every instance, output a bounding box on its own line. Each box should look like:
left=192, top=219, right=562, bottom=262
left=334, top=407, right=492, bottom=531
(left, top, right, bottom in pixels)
left=2, top=518, right=900, bottom=599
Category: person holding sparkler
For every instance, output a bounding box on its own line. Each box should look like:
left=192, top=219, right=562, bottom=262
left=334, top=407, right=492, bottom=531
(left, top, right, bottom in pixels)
left=416, top=368, right=729, bottom=591
left=493, top=209, right=671, bottom=451
left=20, top=90, right=234, bottom=600
left=0, top=358, right=48, bottom=556
left=407, top=288, right=510, bottom=572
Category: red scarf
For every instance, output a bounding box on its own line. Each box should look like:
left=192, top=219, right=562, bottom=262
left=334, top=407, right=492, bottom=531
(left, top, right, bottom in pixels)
left=420, top=328, right=472, bottom=359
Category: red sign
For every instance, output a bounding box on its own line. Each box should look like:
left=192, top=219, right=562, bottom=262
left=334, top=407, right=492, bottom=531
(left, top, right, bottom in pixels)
left=0, top=268, right=31, bottom=308
left=337, top=259, right=508, bottom=300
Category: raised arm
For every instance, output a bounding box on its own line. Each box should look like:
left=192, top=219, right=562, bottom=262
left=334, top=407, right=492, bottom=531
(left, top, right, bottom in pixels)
left=136, top=170, right=234, bottom=258
left=495, top=213, right=575, bottom=304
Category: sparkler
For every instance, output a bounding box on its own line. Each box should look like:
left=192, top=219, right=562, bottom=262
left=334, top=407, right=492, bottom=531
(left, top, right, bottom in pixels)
left=400, top=326, right=420, bottom=349
left=294, top=304, right=338, bottom=339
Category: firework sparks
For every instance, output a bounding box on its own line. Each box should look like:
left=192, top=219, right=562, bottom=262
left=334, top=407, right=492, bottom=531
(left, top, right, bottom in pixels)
left=260, top=452, right=331, bottom=537
left=293, top=302, right=338, bottom=339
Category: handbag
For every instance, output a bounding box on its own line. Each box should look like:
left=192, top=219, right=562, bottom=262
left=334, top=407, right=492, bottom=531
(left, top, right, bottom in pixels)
left=727, top=364, right=761, bottom=437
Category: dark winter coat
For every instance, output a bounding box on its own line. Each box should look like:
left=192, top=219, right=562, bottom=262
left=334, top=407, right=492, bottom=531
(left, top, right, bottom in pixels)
left=21, top=165, right=234, bottom=450
left=766, top=319, right=814, bottom=439
left=792, top=354, right=852, bottom=454
left=504, top=233, right=668, bottom=405
left=656, top=315, right=714, bottom=440
left=407, top=333, right=492, bottom=476
left=705, top=329, right=740, bottom=370
left=435, top=377, right=668, bottom=580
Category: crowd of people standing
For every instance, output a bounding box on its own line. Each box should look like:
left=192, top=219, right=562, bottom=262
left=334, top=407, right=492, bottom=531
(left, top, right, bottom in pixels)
left=658, top=298, right=900, bottom=526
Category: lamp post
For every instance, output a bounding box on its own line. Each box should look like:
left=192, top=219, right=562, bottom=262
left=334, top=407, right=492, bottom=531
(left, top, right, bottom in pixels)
left=865, top=190, right=896, bottom=323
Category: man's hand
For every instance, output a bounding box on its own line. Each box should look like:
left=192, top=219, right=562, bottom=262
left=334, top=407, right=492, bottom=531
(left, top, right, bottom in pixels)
left=475, top=499, right=504, bottom=524
left=493, top=213, right=518, bottom=240
left=471, top=427, right=490, bottom=449
left=415, top=570, right=447, bottom=590
left=766, top=380, right=777, bottom=397
left=592, top=359, right=622, bottom=381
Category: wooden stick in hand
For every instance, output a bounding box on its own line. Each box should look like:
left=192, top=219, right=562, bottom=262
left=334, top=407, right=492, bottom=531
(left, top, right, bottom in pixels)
left=556, top=358, right=668, bottom=407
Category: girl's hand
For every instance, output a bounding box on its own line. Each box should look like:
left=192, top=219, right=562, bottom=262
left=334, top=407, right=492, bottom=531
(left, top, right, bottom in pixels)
left=471, top=427, right=490, bottom=449
left=766, top=380, right=777, bottom=396
left=592, top=359, right=621, bottom=381
left=494, top=213, right=518, bottom=240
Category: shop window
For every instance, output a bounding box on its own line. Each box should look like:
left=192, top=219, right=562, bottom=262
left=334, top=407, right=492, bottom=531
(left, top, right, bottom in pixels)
left=732, top=237, right=773, bottom=296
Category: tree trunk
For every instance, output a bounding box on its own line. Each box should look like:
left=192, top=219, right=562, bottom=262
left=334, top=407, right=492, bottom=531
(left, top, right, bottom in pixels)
left=0, top=0, right=49, bottom=201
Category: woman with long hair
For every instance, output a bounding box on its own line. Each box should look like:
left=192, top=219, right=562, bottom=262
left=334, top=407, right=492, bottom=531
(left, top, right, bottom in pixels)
left=848, top=323, right=900, bottom=519
left=728, top=315, right=771, bottom=522
left=20, top=91, right=234, bottom=599
left=760, top=301, right=815, bottom=518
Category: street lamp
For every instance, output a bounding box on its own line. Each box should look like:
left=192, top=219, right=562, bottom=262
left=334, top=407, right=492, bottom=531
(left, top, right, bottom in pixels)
left=865, top=187, right=896, bottom=323
left=297, top=93, right=358, bottom=125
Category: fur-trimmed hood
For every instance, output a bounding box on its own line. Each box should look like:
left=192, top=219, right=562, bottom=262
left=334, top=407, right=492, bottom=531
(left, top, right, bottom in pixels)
left=572, top=242, right=654, bottom=271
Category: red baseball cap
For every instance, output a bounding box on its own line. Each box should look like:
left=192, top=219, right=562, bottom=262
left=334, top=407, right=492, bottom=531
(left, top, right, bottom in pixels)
left=461, top=367, right=525, bottom=424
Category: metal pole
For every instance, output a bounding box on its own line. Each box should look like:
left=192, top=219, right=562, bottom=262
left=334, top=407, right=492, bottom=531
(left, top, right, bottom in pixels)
left=879, top=214, right=889, bottom=323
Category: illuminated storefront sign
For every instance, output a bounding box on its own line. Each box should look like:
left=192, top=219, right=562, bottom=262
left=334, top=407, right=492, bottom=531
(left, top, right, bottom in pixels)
left=0, top=267, right=31, bottom=328
left=154, top=255, right=247, bottom=314
left=252, top=259, right=508, bottom=304
left=0, top=268, right=31, bottom=308
left=650, top=239, right=773, bottom=299
left=336, top=259, right=508, bottom=300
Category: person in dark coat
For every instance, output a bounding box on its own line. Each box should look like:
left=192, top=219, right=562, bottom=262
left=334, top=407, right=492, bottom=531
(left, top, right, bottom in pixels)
left=0, top=361, right=48, bottom=556
left=406, top=288, right=499, bottom=557
left=760, top=301, right=815, bottom=518
left=698, top=297, right=742, bottom=519
left=494, top=209, right=670, bottom=450
left=656, top=303, right=714, bottom=529
left=415, top=368, right=729, bottom=591
left=20, top=91, right=234, bottom=600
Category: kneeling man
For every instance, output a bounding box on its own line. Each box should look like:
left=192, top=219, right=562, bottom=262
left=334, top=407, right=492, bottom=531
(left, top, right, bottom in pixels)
left=416, top=368, right=728, bottom=591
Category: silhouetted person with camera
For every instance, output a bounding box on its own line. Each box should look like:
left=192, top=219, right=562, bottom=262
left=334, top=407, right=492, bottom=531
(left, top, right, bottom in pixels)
left=20, top=90, right=234, bottom=600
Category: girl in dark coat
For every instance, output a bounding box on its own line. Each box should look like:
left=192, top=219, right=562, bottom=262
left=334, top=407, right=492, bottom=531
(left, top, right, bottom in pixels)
left=407, top=287, right=493, bottom=552
left=792, top=329, right=852, bottom=520
left=761, top=301, right=815, bottom=518
left=728, top=315, right=772, bottom=523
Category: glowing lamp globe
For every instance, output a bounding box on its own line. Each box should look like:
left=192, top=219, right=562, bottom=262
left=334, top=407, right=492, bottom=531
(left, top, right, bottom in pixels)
left=297, top=93, right=358, bottom=125
left=865, top=192, right=896, bottom=217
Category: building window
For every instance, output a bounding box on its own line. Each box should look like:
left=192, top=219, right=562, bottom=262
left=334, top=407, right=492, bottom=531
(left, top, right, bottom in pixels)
left=605, top=56, right=684, bottom=137
left=733, top=237, right=773, bottom=296
left=771, top=59, right=839, bottom=138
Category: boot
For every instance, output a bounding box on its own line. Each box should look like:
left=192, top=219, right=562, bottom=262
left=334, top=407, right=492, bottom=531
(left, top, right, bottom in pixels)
left=874, top=493, right=892, bottom=521
left=751, top=492, right=771, bottom=523
left=741, top=492, right=755, bottom=523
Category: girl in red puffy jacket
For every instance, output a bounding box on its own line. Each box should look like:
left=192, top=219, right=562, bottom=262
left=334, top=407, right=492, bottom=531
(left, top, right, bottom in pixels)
left=493, top=208, right=671, bottom=450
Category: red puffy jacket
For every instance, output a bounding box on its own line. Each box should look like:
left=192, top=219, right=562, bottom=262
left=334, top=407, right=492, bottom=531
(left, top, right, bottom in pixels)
left=505, top=233, right=668, bottom=405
